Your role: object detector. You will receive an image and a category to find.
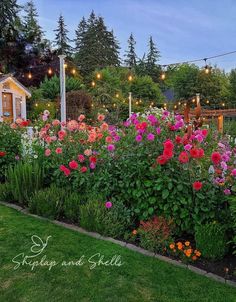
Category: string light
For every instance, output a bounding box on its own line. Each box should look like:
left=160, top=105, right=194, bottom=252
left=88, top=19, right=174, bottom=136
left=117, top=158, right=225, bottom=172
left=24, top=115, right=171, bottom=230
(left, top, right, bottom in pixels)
left=28, top=71, right=32, bottom=79
left=48, top=67, right=52, bottom=75
left=128, top=74, right=133, bottom=82
left=139, top=99, right=142, bottom=104
left=178, top=102, right=181, bottom=105
left=206, top=100, right=210, bottom=104
left=184, top=103, right=187, bottom=106
left=222, top=102, right=225, bottom=107
left=174, top=105, right=177, bottom=109
left=72, top=68, right=76, bottom=75
left=96, top=72, right=101, bottom=80
left=115, top=93, right=119, bottom=98
left=91, top=81, right=96, bottom=87
left=64, top=63, right=68, bottom=68
left=204, top=58, right=210, bottom=74
left=160, top=71, right=166, bottom=80
left=47, top=103, right=50, bottom=107
left=135, top=101, right=139, bottom=105
left=35, top=103, right=38, bottom=107
left=192, top=98, right=195, bottom=103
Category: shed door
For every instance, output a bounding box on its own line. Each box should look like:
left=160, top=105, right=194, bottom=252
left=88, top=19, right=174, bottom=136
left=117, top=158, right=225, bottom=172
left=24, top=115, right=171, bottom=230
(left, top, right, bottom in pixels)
left=2, top=93, right=13, bottom=122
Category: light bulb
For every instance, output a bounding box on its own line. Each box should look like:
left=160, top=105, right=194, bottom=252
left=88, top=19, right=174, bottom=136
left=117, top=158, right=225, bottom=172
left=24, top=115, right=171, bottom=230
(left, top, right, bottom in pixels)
left=72, top=68, right=76, bottom=75
left=128, top=75, right=133, bottom=81
left=48, top=68, right=52, bottom=75
left=91, top=81, right=96, bottom=87
left=96, top=73, right=101, bottom=79
left=160, top=72, right=166, bottom=80
left=28, top=72, right=32, bottom=79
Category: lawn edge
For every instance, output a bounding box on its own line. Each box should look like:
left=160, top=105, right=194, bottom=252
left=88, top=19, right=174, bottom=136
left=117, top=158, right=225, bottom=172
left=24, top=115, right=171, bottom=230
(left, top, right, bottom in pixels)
left=0, top=200, right=235, bottom=288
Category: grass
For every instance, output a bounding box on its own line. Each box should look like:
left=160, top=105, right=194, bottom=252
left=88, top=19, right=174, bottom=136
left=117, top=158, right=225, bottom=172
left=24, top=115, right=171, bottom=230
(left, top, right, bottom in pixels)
left=0, top=205, right=235, bottom=302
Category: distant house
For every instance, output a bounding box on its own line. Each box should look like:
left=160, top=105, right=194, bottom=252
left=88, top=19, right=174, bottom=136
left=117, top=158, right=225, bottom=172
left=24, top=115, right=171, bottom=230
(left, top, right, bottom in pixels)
left=163, top=88, right=175, bottom=103
left=0, top=74, right=31, bottom=122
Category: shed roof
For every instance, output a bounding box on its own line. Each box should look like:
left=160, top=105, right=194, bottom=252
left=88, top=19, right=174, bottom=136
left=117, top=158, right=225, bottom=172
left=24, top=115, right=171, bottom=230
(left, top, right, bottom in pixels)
left=0, top=74, right=31, bottom=97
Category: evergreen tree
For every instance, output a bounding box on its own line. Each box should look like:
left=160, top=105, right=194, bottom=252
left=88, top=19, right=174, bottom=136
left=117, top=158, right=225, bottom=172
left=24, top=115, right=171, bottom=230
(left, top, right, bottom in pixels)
left=124, top=33, right=137, bottom=68
left=75, top=17, right=87, bottom=51
left=146, top=36, right=161, bottom=81
left=23, top=1, right=43, bottom=45
left=54, top=14, right=72, bottom=55
left=74, top=12, right=120, bottom=76
left=0, top=0, right=26, bottom=72
left=0, top=0, right=20, bottom=39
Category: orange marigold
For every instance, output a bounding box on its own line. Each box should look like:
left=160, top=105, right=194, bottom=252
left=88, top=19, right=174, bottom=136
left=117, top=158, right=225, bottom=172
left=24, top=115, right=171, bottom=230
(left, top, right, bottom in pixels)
left=192, top=255, right=197, bottom=261
left=185, top=241, right=190, bottom=246
left=169, top=243, right=175, bottom=250
left=132, top=230, right=137, bottom=235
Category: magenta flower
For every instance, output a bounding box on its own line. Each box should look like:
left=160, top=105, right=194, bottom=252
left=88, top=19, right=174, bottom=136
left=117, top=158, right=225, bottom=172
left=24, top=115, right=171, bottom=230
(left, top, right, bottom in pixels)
left=195, top=134, right=204, bottom=143
left=224, top=189, right=231, bottom=195
left=107, top=144, right=115, bottom=151
left=156, top=127, right=161, bottom=135
left=147, top=133, right=155, bottom=141
left=135, top=134, right=142, bottom=142
left=184, top=144, right=192, bottom=151
left=105, top=201, right=112, bottom=208
left=90, top=162, right=96, bottom=169
left=231, top=169, right=236, bottom=177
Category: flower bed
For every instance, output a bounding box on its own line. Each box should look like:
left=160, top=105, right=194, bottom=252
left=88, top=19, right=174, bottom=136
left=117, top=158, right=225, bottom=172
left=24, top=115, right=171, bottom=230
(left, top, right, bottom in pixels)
left=0, top=109, right=235, bottom=280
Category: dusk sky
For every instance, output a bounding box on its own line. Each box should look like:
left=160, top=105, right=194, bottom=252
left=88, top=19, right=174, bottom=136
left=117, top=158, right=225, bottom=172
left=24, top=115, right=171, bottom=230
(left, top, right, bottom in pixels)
left=18, top=0, right=236, bottom=71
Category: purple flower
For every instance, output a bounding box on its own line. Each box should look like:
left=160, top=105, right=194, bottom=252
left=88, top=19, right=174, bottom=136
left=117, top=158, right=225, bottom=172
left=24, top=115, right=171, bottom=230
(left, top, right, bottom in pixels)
left=156, top=127, right=161, bottom=135
left=123, top=121, right=130, bottom=127
left=105, top=201, right=112, bottom=208
left=15, top=155, right=20, bottom=160
left=90, top=162, right=96, bottom=169
left=135, top=134, right=142, bottom=142
left=114, top=135, right=121, bottom=142
left=107, top=144, right=115, bottom=152
left=147, top=115, right=157, bottom=125
left=221, top=161, right=228, bottom=171
left=224, top=189, right=231, bottom=195
left=147, top=133, right=155, bottom=141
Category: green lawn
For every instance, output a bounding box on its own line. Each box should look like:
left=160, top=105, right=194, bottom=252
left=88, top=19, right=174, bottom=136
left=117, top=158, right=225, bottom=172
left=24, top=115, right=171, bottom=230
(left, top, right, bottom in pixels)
left=0, top=205, right=235, bottom=302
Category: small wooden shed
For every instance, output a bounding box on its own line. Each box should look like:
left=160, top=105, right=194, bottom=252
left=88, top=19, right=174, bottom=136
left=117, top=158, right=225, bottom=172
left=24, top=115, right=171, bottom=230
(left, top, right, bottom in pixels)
left=0, top=74, right=31, bottom=122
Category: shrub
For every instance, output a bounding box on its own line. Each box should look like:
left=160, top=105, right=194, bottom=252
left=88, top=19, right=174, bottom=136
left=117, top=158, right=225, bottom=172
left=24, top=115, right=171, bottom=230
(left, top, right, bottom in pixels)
left=63, top=192, right=82, bottom=223
left=29, top=185, right=66, bottom=219
left=79, top=195, right=105, bottom=232
left=0, top=183, right=13, bottom=202
left=195, top=222, right=227, bottom=260
left=6, top=161, right=44, bottom=206
left=138, top=216, right=174, bottom=253
left=98, top=199, right=132, bottom=238
left=0, top=123, right=22, bottom=182
left=229, top=196, right=236, bottom=254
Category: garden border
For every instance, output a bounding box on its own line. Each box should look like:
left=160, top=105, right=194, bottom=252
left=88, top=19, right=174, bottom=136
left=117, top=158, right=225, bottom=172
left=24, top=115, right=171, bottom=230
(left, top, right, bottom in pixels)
left=1, top=200, right=235, bottom=288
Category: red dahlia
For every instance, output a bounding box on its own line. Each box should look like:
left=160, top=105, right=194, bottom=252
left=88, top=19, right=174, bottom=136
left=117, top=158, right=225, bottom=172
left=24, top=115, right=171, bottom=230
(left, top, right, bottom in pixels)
left=192, top=181, right=203, bottom=191
left=211, top=152, right=221, bottom=165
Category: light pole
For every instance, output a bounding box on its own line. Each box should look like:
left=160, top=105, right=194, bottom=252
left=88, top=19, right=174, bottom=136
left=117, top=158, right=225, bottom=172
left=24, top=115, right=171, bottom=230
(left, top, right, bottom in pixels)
left=129, top=92, right=132, bottom=118
left=59, top=55, right=66, bottom=123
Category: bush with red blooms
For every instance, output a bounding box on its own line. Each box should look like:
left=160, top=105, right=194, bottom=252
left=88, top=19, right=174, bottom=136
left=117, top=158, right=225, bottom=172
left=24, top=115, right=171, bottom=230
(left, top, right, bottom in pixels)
left=3, top=108, right=235, bottom=237
left=137, top=216, right=174, bottom=253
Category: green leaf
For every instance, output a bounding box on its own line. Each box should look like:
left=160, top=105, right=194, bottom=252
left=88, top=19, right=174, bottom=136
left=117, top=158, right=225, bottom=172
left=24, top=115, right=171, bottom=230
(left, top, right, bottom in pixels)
left=162, top=189, right=169, bottom=199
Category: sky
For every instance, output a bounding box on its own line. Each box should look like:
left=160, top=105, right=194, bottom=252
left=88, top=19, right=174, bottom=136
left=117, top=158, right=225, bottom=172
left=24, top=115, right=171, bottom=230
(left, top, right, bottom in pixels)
left=18, top=0, right=236, bottom=71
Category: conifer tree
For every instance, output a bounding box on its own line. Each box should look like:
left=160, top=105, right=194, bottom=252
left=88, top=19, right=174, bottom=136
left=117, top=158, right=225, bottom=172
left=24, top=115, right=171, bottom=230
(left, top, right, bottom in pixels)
left=74, top=12, right=120, bottom=76
left=23, top=1, right=43, bottom=45
left=124, top=33, right=137, bottom=68
left=75, top=17, right=87, bottom=51
left=54, top=14, right=72, bottom=55
left=146, top=36, right=161, bottom=81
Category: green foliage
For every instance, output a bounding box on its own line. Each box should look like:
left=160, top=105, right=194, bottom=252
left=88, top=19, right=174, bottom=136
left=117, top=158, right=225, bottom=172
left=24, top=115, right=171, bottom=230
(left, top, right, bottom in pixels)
left=131, top=75, right=164, bottom=103
left=0, top=123, right=22, bottom=181
left=29, top=185, right=66, bottom=219
left=195, top=222, right=227, bottom=260
left=79, top=194, right=105, bottom=232
left=63, top=192, right=82, bottom=223
left=0, top=183, right=13, bottom=202
left=29, top=101, right=57, bottom=120
left=98, top=199, right=132, bottom=238
left=229, top=196, right=236, bottom=254
left=6, top=161, right=44, bottom=206
left=39, top=75, right=83, bottom=100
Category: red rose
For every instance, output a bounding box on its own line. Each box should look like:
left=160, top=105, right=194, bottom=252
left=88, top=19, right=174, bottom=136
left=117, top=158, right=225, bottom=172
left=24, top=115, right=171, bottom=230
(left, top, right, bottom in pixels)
left=193, top=181, right=203, bottom=191
left=211, top=152, right=221, bottom=165
left=178, top=151, right=189, bottom=163
left=0, top=151, right=6, bottom=157
left=156, top=155, right=169, bottom=165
